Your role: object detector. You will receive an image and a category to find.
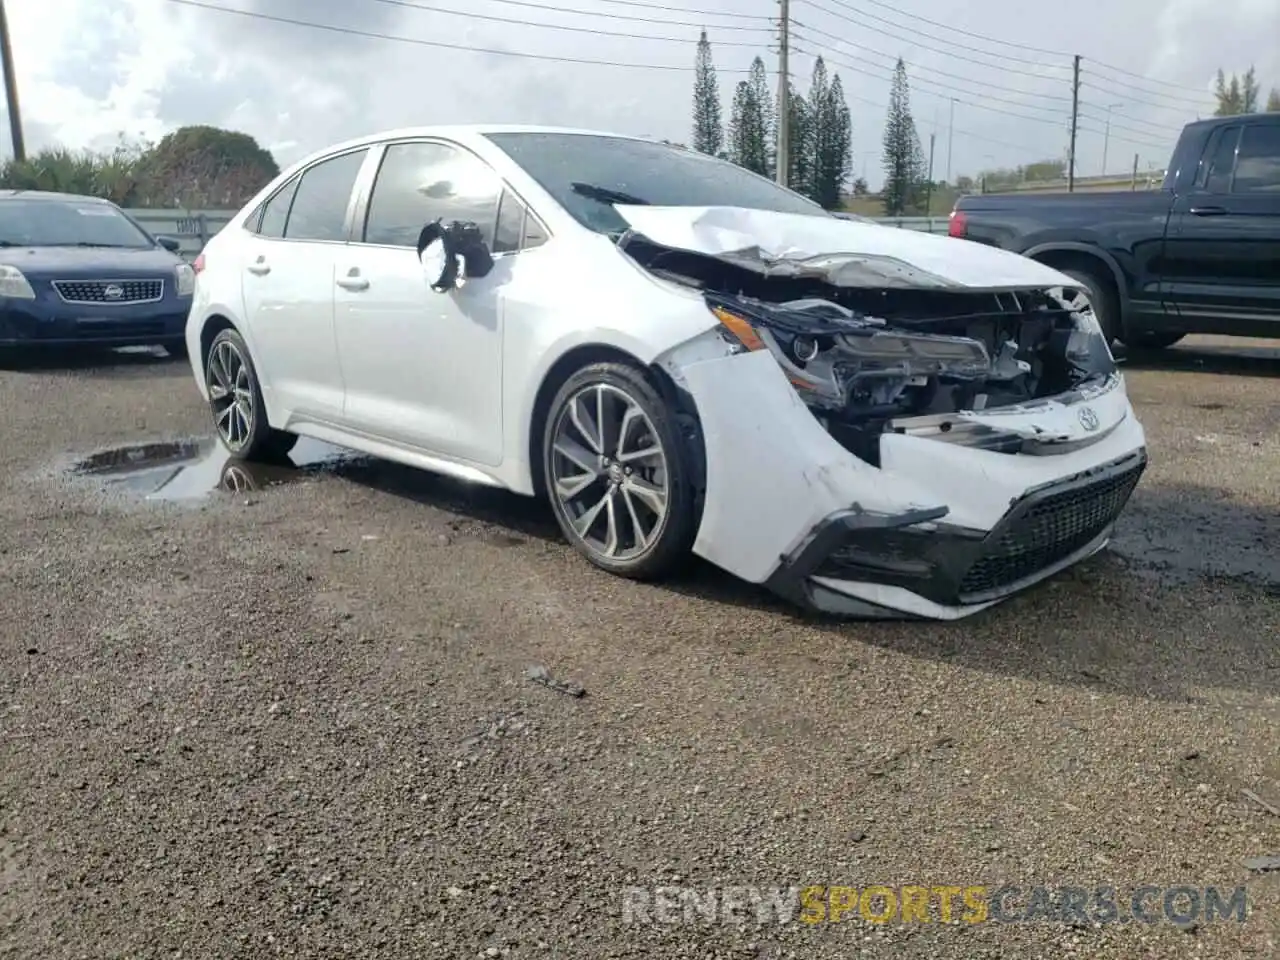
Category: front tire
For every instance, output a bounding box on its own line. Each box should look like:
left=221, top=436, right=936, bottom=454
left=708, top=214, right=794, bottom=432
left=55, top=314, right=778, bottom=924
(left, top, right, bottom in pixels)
left=162, top=338, right=189, bottom=360
left=204, top=327, right=297, bottom=461
left=542, top=362, right=699, bottom=580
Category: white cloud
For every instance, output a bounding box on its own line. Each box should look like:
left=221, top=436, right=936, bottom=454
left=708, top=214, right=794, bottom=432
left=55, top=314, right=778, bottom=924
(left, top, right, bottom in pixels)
left=1, top=0, right=1277, bottom=186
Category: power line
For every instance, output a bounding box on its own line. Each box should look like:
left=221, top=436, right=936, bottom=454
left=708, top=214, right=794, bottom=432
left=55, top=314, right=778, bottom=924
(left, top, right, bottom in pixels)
left=1080, top=69, right=1213, bottom=110
left=351, top=0, right=767, bottom=46
left=795, top=0, right=1068, bottom=72
left=803, top=0, right=1220, bottom=101
left=510, top=0, right=771, bottom=19
left=1083, top=58, right=1223, bottom=99
left=1076, top=104, right=1184, bottom=137
left=814, top=0, right=1063, bottom=57
left=790, top=21, right=1074, bottom=104
left=366, top=0, right=773, bottom=37
left=163, top=0, right=754, bottom=71
left=1079, top=81, right=1205, bottom=116
left=790, top=43, right=1171, bottom=149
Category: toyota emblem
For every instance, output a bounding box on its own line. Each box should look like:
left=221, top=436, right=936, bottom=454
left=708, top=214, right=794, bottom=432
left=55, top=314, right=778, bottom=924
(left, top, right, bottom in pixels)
left=103, top=283, right=124, bottom=300
left=1077, top=406, right=1100, bottom=431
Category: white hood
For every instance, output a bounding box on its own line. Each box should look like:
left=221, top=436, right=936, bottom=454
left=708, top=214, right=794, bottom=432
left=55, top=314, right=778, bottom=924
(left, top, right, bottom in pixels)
left=614, top=205, right=1077, bottom=292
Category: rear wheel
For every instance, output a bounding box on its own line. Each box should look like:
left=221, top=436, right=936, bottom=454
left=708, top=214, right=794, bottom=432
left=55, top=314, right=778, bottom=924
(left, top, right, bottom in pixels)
left=204, top=328, right=297, bottom=461
left=542, top=362, right=699, bottom=580
left=1060, top=266, right=1121, bottom=346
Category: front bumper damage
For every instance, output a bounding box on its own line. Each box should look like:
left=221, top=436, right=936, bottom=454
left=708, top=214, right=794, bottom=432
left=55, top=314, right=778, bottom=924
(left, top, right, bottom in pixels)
left=663, top=344, right=1147, bottom=620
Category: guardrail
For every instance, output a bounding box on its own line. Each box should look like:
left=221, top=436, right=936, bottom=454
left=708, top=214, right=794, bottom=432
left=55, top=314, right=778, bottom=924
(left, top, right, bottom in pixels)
left=122, top=209, right=951, bottom=256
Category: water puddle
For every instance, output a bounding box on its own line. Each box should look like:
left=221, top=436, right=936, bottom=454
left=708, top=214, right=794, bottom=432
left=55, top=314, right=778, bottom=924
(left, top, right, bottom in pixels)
left=68, top=437, right=361, bottom=502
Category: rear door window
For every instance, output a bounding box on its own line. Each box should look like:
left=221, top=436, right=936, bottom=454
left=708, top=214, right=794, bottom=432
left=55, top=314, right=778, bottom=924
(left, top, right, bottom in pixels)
left=1232, top=124, right=1280, bottom=194
left=282, top=149, right=368, bottom=242
left=1200, top=127, right=1240, bottom=194
left=254, top=179, right=298, bottom=238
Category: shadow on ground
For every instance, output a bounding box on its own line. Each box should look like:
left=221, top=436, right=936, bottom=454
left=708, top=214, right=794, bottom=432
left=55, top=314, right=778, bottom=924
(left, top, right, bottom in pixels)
left=61, top=426, right=1279, bottom=706
left=1122, top=339, right=1280, bottom=379
left=340, top=464, right=1280, bottom=704
left=0, top=345, right=185, bottom=378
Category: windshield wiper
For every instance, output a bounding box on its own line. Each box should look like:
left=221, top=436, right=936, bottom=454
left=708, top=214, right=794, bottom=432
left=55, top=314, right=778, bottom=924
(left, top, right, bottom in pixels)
left=570, top=182, right=650, bottom=206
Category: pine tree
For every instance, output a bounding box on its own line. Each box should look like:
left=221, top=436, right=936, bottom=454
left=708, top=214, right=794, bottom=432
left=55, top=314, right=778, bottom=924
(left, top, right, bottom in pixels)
left=747, top=57, right=775, bottom=178
left=806, top=63, right=853, bottom=210
left=882, top=59, right=925, bottom=216
left=801, top=58, right=830, bottom=204
left=1268, top=88, right=1280, bottom=112
left=728, top=71, right=770, bottom=177
left=783, top=82, right=811, bottom=194
left=1213, top=66, right=1262, bottom=116
left=691, top=31, right=723, bottom=156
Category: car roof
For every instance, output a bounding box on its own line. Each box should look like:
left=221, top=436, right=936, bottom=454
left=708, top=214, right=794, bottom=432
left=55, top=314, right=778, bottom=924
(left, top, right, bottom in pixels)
left=320, top=124, right=661, bottom=151
left=0, top=189, right=113, bottom=203
left=285, top=124, right=687, bottom=171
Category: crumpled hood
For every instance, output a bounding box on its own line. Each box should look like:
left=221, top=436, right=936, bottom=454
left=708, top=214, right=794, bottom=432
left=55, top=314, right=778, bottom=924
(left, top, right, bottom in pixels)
left=614, top=205, right=1078, bottom=292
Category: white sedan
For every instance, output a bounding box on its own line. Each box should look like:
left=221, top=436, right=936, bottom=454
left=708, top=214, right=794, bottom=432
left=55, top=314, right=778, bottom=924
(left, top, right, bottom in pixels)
left=184, top=125, right=1147, bottom=620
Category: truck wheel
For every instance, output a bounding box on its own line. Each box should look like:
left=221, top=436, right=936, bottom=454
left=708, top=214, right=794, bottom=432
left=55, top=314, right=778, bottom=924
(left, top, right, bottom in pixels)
left=1060, top=267, right=1121, bottom=345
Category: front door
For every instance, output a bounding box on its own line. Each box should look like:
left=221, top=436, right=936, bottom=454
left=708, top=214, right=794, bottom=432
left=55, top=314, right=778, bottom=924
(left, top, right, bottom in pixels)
left=333, top=139, right=516, bottom=467
left=237, top=147, right=369, bottom=421
left=1164, top=120, right=1280, bottom=334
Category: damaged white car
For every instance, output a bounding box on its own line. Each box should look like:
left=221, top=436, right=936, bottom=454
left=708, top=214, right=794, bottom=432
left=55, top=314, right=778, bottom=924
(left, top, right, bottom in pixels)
left=185, top=126, right=1147, bottom=620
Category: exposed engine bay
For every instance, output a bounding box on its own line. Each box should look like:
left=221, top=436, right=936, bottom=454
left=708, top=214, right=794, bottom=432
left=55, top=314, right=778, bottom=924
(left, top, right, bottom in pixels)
left=621, top=234, right=1118, bottom=464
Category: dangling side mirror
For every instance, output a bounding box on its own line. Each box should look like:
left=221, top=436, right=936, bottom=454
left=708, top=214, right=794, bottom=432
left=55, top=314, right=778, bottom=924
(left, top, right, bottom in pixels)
left=416, top=219, right=495, bottom=293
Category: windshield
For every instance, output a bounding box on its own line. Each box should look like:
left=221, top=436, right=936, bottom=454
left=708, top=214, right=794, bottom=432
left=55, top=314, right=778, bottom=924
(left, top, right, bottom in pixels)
left=484, top=132, right=830, bottom=234
left=0, top=198, right=155, bottom=248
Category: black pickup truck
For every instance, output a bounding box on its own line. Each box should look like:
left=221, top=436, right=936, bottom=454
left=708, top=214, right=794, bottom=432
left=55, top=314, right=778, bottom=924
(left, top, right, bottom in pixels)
left=949, top=114, right=1280, bottom=348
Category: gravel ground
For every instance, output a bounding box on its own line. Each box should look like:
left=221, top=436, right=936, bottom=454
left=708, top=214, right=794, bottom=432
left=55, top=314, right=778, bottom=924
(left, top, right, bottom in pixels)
left=0, top=335, right=1277, bottom=959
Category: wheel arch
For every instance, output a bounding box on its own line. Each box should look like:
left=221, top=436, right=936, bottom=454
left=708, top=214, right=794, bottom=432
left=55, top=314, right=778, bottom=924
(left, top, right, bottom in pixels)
left=197, top=313, right=238, bottom=380
left=1024, top=243, right=1129, bottom=312
left=525, top=342, right=705, bottom=501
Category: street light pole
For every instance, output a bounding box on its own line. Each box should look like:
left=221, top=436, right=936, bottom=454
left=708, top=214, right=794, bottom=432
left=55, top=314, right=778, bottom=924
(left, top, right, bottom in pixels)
left=1102, top=103, right=1122, bottom=175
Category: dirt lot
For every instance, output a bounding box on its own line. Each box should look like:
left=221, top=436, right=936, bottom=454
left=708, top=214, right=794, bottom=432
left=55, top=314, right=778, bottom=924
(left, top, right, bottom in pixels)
left=0, top=336, right=1277, bottom=959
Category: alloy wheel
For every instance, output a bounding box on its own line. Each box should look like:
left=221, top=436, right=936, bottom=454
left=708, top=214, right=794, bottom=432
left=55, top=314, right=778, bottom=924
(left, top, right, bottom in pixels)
left=549, top=383, right=670, bottom=562
left=207, top=339, right=255, bottom=450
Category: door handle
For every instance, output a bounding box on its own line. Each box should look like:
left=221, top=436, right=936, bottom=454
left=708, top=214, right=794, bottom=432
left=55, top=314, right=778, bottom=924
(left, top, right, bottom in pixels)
left=246, top=262, right=271, bottom=275
left=1188, top=205, right=1227, bottom=216
left=336, top=276, right=369, bottom=291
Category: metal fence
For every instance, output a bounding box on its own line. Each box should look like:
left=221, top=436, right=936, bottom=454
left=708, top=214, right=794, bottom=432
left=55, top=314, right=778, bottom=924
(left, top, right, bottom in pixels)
left=123, top=210, right=950, bottom=257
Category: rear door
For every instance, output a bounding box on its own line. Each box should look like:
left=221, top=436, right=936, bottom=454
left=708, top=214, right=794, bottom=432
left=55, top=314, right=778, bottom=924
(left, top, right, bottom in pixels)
left=1164, top=119, right=1280, bottom=334
left=238, top=147, right=370, bottom=421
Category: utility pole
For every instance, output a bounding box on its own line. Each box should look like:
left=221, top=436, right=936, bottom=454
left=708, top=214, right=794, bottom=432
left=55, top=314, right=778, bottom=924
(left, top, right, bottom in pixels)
left=1067, top=54, right=1080, bottom=192
left=775, top=0, right=790, bottom=186
left=925, top=132, right=936, bottom=214
left=0, top=0, right=23, bottom=162
left=1130, top=153, right=1139, bottom=191
left=945, top=98, right=955, bottom=184
left=1101, top=102, right=1122, bottom=175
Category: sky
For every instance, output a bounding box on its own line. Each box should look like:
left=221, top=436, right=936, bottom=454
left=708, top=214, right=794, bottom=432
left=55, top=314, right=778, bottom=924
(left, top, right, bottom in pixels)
left=3, top=0, right=1278, bottom=191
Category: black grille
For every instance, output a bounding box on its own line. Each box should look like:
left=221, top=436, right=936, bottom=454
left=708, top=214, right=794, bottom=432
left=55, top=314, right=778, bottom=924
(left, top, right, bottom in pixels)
left=958, top=457, right=1145, bottom=599
left=71, top=320, right=167, bottom=339
left=53, top=279, right=163, bottom=303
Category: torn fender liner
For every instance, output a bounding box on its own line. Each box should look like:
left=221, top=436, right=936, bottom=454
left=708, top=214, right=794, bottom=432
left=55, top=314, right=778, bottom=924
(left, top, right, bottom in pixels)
left=612, top=204, right=1079, bottom=291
